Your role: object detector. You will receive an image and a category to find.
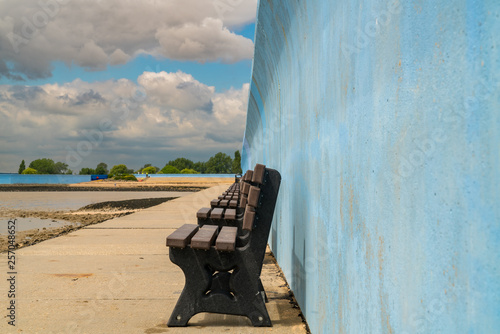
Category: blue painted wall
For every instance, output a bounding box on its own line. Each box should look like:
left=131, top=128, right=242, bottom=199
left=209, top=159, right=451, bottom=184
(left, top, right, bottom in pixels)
left=0, top=174, right=91, bottom=184
left=242, top=0, right=499, bottom=333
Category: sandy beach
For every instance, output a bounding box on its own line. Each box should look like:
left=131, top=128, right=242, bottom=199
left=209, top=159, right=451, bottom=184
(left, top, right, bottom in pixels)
left=71, top=176, right=235, bottom=188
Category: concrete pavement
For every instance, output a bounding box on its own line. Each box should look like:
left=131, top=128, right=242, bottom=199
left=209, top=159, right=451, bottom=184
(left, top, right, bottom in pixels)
left=0, top=185, right=307, bottom=333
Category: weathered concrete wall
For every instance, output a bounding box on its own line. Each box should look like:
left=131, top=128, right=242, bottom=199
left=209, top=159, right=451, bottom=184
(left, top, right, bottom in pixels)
left=242, top=0, right=499, bottom=333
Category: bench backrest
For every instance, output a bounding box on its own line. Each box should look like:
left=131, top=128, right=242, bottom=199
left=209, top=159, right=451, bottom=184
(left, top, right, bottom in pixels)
left=171, top=164, right=281, bottom=267
left=239, top=164, right=281, bottom=269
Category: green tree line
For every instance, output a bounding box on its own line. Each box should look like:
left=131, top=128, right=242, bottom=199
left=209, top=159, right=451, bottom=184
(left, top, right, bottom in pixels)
left=17, top=151, right=243, bottom=176
left=142, top=151, right=242, bottom=175
left=18, top=158, right=73, bottom=175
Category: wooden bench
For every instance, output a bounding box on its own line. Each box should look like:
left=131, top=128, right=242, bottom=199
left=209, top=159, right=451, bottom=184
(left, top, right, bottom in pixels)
left=197, top=179, right=244, bottom=228
left=166, top=164, right=281, bottom=327
left=212, top=182, right=241, bottom=209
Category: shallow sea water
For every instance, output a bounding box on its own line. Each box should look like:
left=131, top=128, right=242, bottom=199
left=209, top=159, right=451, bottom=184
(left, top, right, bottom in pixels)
left=0, top=191, right=191, bottom=210
left=0, top=191, right=191, bottom=233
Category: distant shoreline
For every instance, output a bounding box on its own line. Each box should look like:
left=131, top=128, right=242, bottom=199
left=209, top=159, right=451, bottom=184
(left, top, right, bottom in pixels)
left=0, top=176, right=234, bottom=191
left=0, top=184, right=204, bottom=192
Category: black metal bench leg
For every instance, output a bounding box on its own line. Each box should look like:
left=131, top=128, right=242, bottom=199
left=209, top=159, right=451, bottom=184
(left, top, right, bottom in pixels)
left=246, top=291, right=272, bottom=326
left=230, top=267, right=272, bottom=326
left=167, top=292, right=197, bottom=326
left=167, top=249, right=213, bottom=327
left=259, top=278, right=269, bottom=303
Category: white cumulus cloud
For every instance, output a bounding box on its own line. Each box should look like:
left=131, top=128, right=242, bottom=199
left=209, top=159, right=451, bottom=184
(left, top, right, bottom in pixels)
left=0, top=71, right=249, bottom=172
left=0, top=0, right=257, bottom=80
left=156, top=18, right=254, bottom=63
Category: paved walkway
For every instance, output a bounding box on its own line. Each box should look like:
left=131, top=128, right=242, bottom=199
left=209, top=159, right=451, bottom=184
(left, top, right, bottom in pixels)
left=0, top=185, right=307, bottom=333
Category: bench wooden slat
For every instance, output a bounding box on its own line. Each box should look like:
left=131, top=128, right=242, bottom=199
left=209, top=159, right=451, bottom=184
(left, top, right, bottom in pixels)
left=224, top=208, right=237, bottom=220
left=229, top=200, right=238, bottom=208
left=191, top=225, right=219, bottom=250
left=211, top=207, right=224, bottom=219
left=167, top=224, right=199, bottom=248
left=242, top=182, right=250, bottom=195
left=243, top=170, right=253, bottom=181
left=242, top=207, right=255, bottom=231
left=248, top=186, right=261, bottom=208
left=196, top=207, right=212, bottom=219
left=252, top=164, right=266, bottom=184
left=239, top=196, right=247, bottom=208
left=220, top=199, right=229, bottom=207
left=215, top=226, right=238, bottom=251
left=210, top=199, right=220, bottom=207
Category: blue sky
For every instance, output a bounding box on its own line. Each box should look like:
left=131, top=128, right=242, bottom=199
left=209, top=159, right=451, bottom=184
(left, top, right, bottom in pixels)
left=0, top=0, right=258, bottom=173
